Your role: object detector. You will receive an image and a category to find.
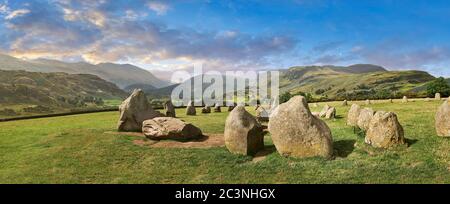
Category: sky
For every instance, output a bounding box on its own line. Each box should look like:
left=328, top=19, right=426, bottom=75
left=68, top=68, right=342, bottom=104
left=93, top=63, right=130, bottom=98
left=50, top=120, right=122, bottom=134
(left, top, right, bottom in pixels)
left=1, top=0, right=450, bottom=78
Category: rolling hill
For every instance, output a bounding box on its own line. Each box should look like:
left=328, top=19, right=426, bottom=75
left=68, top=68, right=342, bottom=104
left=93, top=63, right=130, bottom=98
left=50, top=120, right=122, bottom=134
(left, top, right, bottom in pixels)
left=279, top=65, right=436, bottom=100
left=137, top=64, right=437, bottom=101
left=0, top=70, right=127, bottom=109
left=0, top=53, right=170, bottom=89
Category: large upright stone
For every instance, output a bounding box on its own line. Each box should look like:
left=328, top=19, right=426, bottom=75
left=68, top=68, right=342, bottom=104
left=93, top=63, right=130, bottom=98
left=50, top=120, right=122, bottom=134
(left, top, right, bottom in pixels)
left=402, top=96, right=408, bottom=103
left=325, top=107, right=336, bottom=119
left=365, top=99, right=371, bottom=105
left=117, top=89, right=163, bottom=132
left=342, top=100, right=348, bottom=106
left=227, top=102, right=237, bottom=112
left=186, top=101, right=196, bottom=115
left=224, top=106, right=264, bottom=155
left=347, top=104, right=362, bottom=126
left=164, top=100, right=176, bottom=117
left=435, top=101, right=450, bottom=137
left=357, top=108, right=375, bottom=131
left=436, top=93, right=441, bottom=100
left=214, top=103, right=221, bottom=112
left=201, top=105, right=211, bottom=113
left=255, top=105, right=270, bottom=122
left=319, top=104, right=330, bottom=118
left=143, top=117, right=202, bottom=140
left=268, top=96, right=333, bottom=158
left=365, top=111, right=406, bottom=148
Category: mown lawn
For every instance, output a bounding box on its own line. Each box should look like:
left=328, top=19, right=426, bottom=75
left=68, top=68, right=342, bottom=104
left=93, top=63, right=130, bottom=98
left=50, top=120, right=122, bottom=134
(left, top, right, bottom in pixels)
left=0, top=100, right=449, bottom=184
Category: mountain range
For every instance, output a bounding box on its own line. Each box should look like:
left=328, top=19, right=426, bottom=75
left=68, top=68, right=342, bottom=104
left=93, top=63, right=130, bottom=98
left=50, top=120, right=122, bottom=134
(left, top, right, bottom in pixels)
left=0, top=54, right=170, bottom=89
left=0, top=53, right=444, bottom=104
left=279, top=64, right=436, bottom=100
left=127, top=64, right=437, bottom=101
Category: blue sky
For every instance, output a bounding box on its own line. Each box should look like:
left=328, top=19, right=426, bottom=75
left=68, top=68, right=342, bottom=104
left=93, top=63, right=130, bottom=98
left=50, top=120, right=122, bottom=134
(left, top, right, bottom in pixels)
left=1, top=0, right=450, bottom=78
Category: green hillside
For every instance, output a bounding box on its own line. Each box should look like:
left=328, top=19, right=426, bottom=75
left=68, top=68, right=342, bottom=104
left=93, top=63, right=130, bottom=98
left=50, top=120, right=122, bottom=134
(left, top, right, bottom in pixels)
left=280, top=65, right=435, bottom=101
left=0, top=54, right=170, bottom=89
left=0, top=70, right=127, bottom=117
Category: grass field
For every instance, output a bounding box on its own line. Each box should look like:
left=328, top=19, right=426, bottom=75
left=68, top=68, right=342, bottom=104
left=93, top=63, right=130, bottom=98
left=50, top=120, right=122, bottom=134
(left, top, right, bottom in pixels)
left=0, top=99, right=449, bottom=184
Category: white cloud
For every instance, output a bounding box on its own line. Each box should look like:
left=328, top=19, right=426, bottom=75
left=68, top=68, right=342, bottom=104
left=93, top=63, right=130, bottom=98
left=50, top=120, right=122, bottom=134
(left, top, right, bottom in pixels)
left=0, top=3, right=9, bottom=14
left=147, top=1, right=169, bottom=15
left=5, top=9, right=30, bottom=20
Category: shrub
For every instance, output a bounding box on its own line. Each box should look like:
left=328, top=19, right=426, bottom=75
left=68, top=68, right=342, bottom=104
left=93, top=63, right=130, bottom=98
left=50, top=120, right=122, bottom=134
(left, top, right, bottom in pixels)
left=0, top=108, right=19, bottom=116
left=427, top=77, right=450, bottom=97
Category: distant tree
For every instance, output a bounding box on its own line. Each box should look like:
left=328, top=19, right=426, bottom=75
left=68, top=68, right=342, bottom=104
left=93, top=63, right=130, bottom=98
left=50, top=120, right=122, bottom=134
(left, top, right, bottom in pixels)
left=280, top=92, right=293, bottom=103
left=315, top=89, right=326, bottom=95
left=279, top=92, right=313, bottom=103
left=356, top=84, right=370, bottom=90
left=427, top=77, right=450, bottom=97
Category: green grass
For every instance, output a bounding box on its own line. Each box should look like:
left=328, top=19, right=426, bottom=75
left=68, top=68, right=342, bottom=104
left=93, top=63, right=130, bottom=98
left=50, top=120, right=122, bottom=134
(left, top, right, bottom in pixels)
left=0, top=100, right=449, bottom=184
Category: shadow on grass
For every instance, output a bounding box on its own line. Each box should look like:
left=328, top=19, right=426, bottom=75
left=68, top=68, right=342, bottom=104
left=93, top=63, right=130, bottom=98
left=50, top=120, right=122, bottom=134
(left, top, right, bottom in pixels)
left=334, top=139, right=356, bottom=158
left=406, top=138, right=419, bottom=147
left=255, top=145, right=277, bottom=157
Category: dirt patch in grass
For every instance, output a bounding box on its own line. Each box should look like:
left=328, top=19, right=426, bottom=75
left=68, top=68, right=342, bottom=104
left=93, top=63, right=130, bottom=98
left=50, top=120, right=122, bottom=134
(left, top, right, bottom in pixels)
left=134, top=134, right=224, bottom=149
left=106, top=131, right=225, bottom=149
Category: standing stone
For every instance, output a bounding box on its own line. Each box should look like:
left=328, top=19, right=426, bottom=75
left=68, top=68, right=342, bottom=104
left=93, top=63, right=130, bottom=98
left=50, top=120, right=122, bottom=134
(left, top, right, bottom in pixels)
left=365, top=99, right=371, bottom=105
left=255, top=105, right=270, bottom=122
left=164, top=100, right=176, bottom=117
left=435, top=101, right=450, bottom=137
left=319, top=104, right=330, bottom=118
left=214, top=103, right=221, bottom=112
left=389, top=99, right=393, bottom=103
left=227, top=102, right=237, bottom=112
left=402, top=96, right=408, bottom=103
left=436, top=93, right=441, bottom=100
left=201, top=105, right=211, bottom=113
left=268, top=96, right=333, bottom=158
left=186, top=101, right=196, bottom=115
left=143, top=117, right=202, bottom=140
left=224, top=106, right=264, bottom=155
left=365, top=111, right=405, bottom=148
left=325, top=107, right=336, bottom=119
left=118, top=89, right=163, bottom=132
left=342, top=100, right=348, bottom=106
left=347, top=104, right=362, bottom=126
left=357, top=108, right=375, bottom=131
